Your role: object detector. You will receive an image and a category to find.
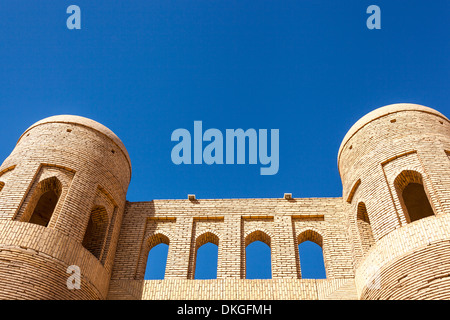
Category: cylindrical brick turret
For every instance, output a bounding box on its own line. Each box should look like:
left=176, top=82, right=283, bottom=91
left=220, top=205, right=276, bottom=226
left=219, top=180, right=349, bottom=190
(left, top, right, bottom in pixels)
left=338, top=103, right=450, bottom=299
left=0, top=115, right=131, bottom=299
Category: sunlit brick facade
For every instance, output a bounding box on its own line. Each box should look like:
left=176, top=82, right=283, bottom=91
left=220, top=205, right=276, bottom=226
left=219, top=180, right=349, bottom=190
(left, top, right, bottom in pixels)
left=0, top=103, right=448, bottom=300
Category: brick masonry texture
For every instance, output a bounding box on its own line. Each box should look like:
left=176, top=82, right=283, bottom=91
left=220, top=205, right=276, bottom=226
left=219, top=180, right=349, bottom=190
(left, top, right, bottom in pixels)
left=0, top=103, right=448, bottom=300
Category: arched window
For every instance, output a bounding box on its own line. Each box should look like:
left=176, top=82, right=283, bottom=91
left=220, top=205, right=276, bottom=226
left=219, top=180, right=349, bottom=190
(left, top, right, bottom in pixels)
left=297, top=230, right=326, bottom=279
left=195, top=242, right=218, bottom=279
left=82, top=206, right=109, bottom=260
left=141, top=233, right=170, bottom=280
left=357, top=202, right=374, bottom=252
left=0, top=166, right=15, bottom=195
left=145, top=242, right=169, bottom=280
left=26, top=177, right=62, bottom=227
left=394, top=170, right=435, bottom=223
left=244, top=230, right=271, bottom=279
left=189, top=232, right=219, bottom=279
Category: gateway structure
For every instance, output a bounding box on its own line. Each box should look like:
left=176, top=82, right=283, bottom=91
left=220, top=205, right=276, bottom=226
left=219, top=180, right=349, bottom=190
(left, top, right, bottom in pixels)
left=0, top=103, right=449, bottom=300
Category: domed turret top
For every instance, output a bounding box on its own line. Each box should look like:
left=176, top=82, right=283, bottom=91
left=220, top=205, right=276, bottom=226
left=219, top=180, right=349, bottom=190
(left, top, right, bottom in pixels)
left=18, top=115, right=131, bottom=168
left=338, top=103, right=449, bottom=162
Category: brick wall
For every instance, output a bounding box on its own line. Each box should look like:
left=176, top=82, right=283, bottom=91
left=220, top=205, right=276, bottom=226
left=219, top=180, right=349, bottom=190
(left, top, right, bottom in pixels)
left=109, top=197, right=357, bottom=299
left=0, top=104, right=449, bottom=300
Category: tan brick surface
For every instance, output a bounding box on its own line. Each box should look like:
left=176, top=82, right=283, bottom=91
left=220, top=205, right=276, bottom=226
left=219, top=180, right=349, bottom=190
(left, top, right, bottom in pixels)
left=0, top=104, right=448, bottom=300
left=0, top=116, right=131, bottom=299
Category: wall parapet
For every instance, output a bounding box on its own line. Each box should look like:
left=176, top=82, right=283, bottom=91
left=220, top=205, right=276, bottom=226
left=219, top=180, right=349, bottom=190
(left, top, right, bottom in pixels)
left=107, top=278, right=358, bottom=300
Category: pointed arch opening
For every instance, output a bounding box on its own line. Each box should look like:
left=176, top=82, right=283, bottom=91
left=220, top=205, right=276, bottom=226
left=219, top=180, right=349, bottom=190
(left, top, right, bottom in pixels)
left=297, top=230, right=326, bottom=279
left=190, top=232, right=219, bottom=279
left=26, top=177, right=62, bottom=227
left=357, top=202, right=374, bottom=252
left=194, top=242, right=218, bottom=279
left=141, top=233, right=170, bottom=280
left=0, top=166, right=15, bottom=196
left=82, top=205, right=109, bottom=260
left=244, top=230, right=271, bottom=279
left=394, top=170, right=435, bottom=223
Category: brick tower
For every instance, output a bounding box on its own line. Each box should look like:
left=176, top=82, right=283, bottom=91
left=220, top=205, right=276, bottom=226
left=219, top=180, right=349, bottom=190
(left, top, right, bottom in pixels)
left=0, top=115, right=131, bottom=299
left=339, top=103, right=450, bottom=299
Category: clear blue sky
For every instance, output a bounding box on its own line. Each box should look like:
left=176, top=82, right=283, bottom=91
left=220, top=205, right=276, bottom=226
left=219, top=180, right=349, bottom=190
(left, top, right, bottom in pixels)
left=0, top=1, right=448, bottom=280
